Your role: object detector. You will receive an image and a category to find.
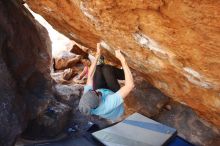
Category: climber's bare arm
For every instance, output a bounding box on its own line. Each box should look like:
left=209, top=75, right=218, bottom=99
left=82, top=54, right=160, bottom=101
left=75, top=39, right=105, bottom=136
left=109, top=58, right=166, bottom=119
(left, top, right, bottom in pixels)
left=86, top=43, right=101, bottom=86
left=115, top=50, right=134, bottom=98
left=78, top=66, right=87, bottom=80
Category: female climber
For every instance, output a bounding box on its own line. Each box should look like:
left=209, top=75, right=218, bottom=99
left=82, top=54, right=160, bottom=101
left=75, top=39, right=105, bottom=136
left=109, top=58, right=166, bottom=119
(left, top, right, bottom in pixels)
left=78, top=43, right=134, bottom=121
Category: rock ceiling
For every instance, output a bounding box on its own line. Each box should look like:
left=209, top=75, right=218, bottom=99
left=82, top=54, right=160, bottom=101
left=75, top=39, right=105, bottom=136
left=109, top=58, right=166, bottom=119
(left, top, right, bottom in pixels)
left=26, top=0, right=220, bottom=127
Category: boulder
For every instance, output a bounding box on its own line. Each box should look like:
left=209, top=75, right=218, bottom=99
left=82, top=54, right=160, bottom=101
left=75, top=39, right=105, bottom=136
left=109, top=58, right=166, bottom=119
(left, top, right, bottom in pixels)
left=62, top=68, right=77, bottom=80
left=124, top=74, right=169, bottom=117
left=0, top=0, right=52, bottom=145
left=54, top=51, right=81, bottom=70
left=53, top=84, right=84, bottom=107
left=26, top=0, right=220, bottom=127
left=70, top=44, right=88, bottom=59
left=156, top=101, right=220, bottom=146
left=22, top=100, right=71, bottom=139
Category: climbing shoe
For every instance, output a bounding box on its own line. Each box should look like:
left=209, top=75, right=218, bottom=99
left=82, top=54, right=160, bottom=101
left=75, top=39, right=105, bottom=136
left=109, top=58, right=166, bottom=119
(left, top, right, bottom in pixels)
left=98, top=55, right=105, bottom=65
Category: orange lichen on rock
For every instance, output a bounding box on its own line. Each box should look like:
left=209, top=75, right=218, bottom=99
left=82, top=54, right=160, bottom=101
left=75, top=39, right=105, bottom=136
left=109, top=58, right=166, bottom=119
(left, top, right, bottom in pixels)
left=26, top=0, right=220, bottom=127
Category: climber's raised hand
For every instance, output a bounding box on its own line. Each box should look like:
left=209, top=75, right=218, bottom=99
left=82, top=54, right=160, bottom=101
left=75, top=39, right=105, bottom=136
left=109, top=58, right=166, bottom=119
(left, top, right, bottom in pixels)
left=96, top=43, right=101, bottom=57
left=86, top=43, right=101, bottom=86
left=115, top=50, right=125, bottom=62
left=115, top=50, right=134, bottom=99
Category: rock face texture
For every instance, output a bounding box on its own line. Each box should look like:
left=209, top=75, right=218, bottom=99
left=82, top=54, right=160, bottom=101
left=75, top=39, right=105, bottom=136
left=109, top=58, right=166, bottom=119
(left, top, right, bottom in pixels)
left=156, top=101, right=220, bottom=146
left=22, top=100, right=71, bottom=139
left=26, top=0, right=220, bottom=127
left=125, top=73, right=170, bottom=117
left=124, top=75, right=220, bottom=146
left=0, top=0, right=52, bottom=145
left=54, top=51, right=81, bottom=70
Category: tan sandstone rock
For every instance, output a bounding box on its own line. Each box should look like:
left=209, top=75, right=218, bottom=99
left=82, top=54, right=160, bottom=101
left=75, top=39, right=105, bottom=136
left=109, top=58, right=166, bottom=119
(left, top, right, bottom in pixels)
left=54, top=51, right=81, bottom=70
left=62, top=68, right=76, bottom=80
left=70, top=44, right=89, bottom=59
left=26, top=0, right=220, bottom=127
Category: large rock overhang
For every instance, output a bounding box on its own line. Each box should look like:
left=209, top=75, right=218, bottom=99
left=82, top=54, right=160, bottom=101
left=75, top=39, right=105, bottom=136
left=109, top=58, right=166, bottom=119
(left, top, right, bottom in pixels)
left=26, top=0, right=220, bottom=127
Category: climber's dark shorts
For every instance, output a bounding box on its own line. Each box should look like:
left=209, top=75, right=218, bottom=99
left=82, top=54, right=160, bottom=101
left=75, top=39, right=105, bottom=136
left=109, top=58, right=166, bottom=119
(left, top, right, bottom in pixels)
left=93, top=65, right=125, bottom=92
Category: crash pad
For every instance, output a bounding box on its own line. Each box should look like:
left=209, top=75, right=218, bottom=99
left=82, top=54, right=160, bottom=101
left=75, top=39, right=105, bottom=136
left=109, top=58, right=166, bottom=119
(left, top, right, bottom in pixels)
left=92, top=113, right=177, bottom=146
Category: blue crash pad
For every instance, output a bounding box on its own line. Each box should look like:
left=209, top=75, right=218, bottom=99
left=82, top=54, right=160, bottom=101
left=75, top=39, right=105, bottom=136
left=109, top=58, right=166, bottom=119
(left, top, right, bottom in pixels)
left=167, top=136, right=194, bottom=146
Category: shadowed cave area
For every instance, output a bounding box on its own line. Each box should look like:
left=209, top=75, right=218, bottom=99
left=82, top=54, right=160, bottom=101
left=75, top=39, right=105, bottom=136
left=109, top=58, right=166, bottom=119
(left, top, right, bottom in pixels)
left=0, top=0, right=220, bottom=146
